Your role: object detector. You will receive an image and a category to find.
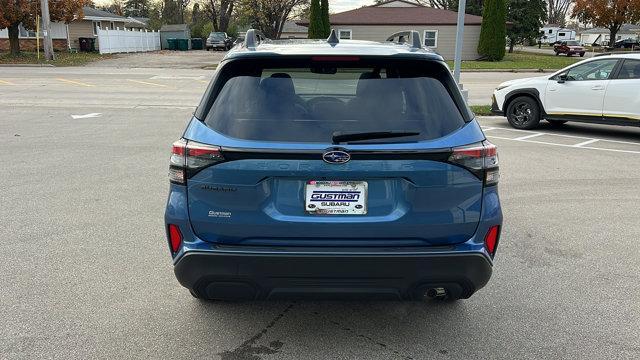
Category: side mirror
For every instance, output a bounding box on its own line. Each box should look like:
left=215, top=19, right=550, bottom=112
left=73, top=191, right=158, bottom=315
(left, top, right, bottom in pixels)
left=557, top=74, right=568, bottom=83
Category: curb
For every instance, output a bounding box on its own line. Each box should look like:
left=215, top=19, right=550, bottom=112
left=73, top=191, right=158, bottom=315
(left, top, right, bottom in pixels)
left=0, top=63, right=55, bottom=67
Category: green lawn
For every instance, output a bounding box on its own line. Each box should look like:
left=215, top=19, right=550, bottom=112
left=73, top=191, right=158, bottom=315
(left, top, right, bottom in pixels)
left=0, top=51, right=112, bottom=66
left=447, top=51, right=582, bottom=71
left=469, top=105, right=493, bottom=116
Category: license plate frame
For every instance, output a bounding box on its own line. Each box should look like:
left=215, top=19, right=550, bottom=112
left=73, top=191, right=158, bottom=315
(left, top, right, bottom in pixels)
left=304, top=180, right=368, bottom=215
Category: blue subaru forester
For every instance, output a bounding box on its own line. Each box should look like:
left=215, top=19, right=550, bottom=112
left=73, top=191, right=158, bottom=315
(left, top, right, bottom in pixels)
left=165, top=30, right=502, bottom=301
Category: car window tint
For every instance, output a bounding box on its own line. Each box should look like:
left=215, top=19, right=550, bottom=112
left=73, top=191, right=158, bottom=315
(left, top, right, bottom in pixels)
left=617, top=59, right=640, bottom=80
left=565, top=59, right=618, bottom=81
left=203, top=59, right=467, bottom=143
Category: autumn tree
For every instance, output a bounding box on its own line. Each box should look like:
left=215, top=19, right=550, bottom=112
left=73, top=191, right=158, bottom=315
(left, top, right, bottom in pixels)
left=573, top=0, right=640, bottom=47
left=238, top=0, right=309, bottom=39
left=506, top=0, right=547, bottom=53
left=0, top=0, right=87, bottom=55
left=205, top=0, right=235, bottom=32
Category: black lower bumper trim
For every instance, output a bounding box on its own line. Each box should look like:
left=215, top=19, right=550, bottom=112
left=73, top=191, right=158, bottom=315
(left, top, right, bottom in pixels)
left=491, top=95, right=504, bottom=116
left=174, top=251, right=493, bottom=301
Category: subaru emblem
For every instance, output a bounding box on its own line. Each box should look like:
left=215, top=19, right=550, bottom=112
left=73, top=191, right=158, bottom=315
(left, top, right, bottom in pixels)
left=322, top=150, right=350, bottom=164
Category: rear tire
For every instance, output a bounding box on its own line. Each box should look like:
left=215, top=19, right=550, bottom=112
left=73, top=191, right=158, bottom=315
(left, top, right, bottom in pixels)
left=506, top=96, right=541, bottom=130
left=555, top=51, right=559, bottom=56
left=580, top=52, right=585, bottom=57
left=547, top=119, right=568, bottom=126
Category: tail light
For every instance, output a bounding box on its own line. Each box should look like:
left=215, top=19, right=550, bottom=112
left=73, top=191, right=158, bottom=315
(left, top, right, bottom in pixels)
left=448, top=141, right=499, bottom=186
left=169, top=139, right=224, bottom=184
left=484, top=225, right=500, bottom=256
left=168, top=224, right=183, bottom=253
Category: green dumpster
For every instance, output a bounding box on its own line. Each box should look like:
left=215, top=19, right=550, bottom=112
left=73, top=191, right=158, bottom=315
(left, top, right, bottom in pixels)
left=177, top=38, right=189, bottom=51
left=166, top=38, right=177, bottom=50
left=191, top=38, right=203, bottom=50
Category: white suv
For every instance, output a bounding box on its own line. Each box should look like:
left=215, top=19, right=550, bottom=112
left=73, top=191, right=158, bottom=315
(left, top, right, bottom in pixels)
left=492, top=53, right=640, bottom=129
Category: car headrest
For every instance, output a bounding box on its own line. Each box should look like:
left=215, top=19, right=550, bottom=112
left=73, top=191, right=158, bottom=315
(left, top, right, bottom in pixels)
left=261, top=73, right=296, bottom=98
left=356, top=72, right=381, bottom=96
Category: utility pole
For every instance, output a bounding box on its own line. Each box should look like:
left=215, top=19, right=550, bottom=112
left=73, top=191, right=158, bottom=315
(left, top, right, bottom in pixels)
left=453, top=0, right=468, bottom=102
left=40, top=0, right=55, bottom=61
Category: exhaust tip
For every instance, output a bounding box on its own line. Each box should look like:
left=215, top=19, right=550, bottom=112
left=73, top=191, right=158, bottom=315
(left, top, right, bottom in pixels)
left=424, top=287, right=447, bottom=300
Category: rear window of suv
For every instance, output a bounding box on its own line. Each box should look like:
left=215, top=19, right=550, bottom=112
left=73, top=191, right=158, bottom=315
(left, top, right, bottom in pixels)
left=200, top=58, right=469, bottom=143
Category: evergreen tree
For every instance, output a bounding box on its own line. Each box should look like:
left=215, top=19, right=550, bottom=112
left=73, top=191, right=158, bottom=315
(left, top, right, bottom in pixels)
left=307, top=0, right=322, bottom=39
left=162, top=0, right=181, bottom=25
left=320, top=0, right=330, bottom=37
left=477, top=0, right=507, bottom=61
left=506, top=0, right=547, bottom=53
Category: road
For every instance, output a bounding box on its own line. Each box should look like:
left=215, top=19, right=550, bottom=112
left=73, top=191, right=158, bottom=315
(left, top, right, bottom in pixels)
left=1, top=66, right=639, bottom=359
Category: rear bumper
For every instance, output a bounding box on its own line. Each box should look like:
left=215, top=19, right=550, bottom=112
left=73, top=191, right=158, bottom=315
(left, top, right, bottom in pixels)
left=174, top=249, right=492, bottom=300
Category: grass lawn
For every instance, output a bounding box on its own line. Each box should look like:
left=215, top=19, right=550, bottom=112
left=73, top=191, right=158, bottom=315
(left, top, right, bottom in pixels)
left=447, top=51, right=582, bottom=71
left=0, top=51, right=113, bottom=66
left=469, top=105, right=493, bottom=116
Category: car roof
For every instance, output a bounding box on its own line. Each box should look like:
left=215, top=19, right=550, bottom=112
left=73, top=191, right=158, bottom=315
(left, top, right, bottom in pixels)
left=593, top=52, right=640, bottom=60
left=224, top=34, right=443, bottom=61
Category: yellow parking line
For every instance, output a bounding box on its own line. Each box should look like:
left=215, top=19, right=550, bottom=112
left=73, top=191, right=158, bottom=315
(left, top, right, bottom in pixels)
left=197, top=80, right=209, bottom=84
left=127, top=79, right=168, bottom=88
left=0, top=79, right=15, bottom=85
left=56, top=78, right=94, bottom=87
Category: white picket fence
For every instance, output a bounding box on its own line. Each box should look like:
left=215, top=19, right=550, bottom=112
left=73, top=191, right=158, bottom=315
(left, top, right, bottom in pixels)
left=97, top=28, right=160, bottom=54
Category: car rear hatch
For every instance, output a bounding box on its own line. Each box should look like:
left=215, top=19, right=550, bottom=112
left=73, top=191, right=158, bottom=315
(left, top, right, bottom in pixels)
left=176, top=57, right=495, bottom=247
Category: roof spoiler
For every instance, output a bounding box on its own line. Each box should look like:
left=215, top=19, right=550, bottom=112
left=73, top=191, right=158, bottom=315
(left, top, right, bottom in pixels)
left=244, top=29, right=269, bottom=49
left=386, top=30, right=422, bottom=49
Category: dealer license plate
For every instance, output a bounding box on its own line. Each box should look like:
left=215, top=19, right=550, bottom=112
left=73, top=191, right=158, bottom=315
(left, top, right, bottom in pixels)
left=305, top=181, right=367, bottom=215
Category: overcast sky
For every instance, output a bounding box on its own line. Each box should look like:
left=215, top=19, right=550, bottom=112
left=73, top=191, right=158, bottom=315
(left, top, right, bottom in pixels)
left=93, top=0, right=376, bottom=13
left=331, top=0, right=375, bottom=12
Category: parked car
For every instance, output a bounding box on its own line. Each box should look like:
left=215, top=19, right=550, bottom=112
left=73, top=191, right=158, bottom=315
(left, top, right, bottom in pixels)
left=206, top=32, right=233, bottom=51
left=492, top=53, right=640, bottom=129
left=614, top=38, right=640, bottom=49
left=165, top=29, right=503, bottom=302
left=553, top=40, right=586, bottom=57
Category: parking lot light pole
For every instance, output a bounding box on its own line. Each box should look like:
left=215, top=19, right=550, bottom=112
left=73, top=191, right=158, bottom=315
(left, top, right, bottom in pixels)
left=453, top=0, right=467, bottom=101
left=40, top=0, right=55, bottom=61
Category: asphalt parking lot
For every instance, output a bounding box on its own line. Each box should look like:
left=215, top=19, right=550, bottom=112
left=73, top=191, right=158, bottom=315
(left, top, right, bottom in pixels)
left=1, top=66, right=639, bottom=359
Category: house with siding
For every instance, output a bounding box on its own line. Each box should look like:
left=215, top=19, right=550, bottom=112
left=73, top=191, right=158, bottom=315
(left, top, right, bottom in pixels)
left=0, top=6, right=146, bottom=52
left=578, top=24, right=640, bottom=46
left=297, top=0, right=483, bottom=60
left=68, top=7, right=146, bottom=51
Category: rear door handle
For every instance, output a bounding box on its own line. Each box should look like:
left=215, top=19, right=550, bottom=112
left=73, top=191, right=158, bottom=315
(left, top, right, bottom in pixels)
left=591, top=85, right=605, bottom=90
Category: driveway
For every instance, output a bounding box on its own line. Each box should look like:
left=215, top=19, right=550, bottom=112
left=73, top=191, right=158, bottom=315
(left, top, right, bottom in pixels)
left=1, top=66, right=639, bottom=359
left=87, top=49, right=225, bottom=69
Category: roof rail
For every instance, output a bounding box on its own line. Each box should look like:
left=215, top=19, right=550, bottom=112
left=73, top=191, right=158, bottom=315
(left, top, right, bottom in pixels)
left=386, top=30, right=422, bottom=49
left=244, top=29, right=268, bottom=49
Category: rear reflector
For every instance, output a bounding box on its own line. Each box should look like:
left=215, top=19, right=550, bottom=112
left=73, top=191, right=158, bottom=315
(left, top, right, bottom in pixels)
left=484, top=225, right=500, bottom=256
left=168, top=224, right=183, bottom=253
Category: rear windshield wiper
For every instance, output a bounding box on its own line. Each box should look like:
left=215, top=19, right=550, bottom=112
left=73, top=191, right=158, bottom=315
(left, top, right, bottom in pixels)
left=332, top=131, right=420, bottom=144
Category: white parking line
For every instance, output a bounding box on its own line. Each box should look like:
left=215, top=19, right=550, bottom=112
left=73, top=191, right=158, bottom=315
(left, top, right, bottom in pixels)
left=486, top=135, right=640, bottom=155
left=513, top=133, right=545, bottom=141
left=573, top=139, right=600, bottom=147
